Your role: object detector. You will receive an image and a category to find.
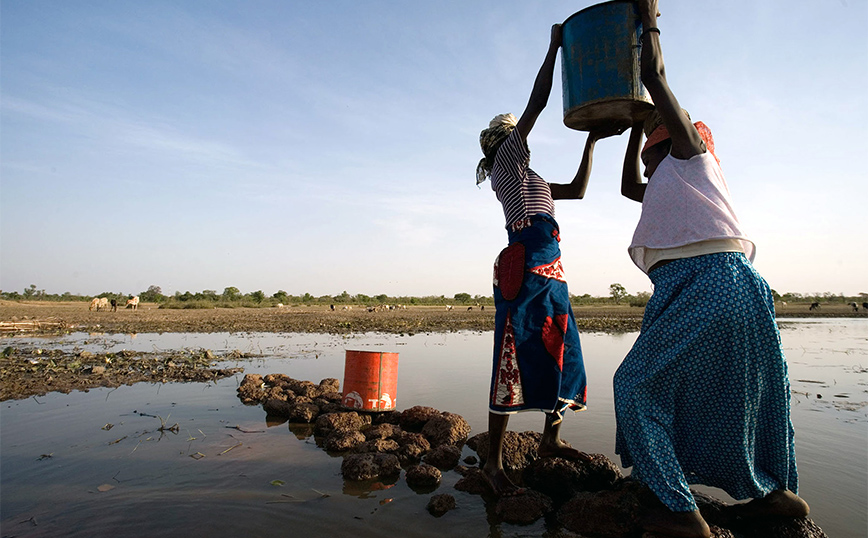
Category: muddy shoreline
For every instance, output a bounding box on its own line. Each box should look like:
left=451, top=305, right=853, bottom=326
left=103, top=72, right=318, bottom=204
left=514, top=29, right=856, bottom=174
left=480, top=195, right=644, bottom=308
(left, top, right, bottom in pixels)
left=0, top=301, right=649, bottom=335
left=1, top=301, right=863, bottom=402
left=3, top=300, right=860, bottom=337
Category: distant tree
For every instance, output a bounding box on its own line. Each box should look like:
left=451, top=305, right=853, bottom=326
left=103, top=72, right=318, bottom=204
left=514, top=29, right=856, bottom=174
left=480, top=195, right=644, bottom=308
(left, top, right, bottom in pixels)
left=223, top=287, right=241, bottom=301
left=375, top=294, right=388, bottom=304
left=250, top=290, right=265, bottom=303
left=609, top=283, right=627, bottom=304
left=302, top=292, right=314, bottom=304
left=140, top=285, right=165, bottom=303
left=23, top=284, right=37, bottom=298
left=201, top=290, right=218, bottom=301
left=454, top=293, right=471, bottom=303
left=273, top=290, right=289, bottom=303
left=628, top=291, right=651, bottom=307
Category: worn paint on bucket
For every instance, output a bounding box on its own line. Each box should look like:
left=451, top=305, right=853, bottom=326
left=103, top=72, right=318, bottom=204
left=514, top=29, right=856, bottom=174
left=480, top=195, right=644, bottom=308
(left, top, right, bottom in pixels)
left=342, top=350, right=398, bottom=411
left=561, top=0, right=653, bottom=131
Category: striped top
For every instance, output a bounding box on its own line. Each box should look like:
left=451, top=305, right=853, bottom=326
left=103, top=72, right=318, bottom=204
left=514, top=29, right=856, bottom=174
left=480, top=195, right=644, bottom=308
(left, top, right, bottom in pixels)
left=490, top=129, right=555, bottom=227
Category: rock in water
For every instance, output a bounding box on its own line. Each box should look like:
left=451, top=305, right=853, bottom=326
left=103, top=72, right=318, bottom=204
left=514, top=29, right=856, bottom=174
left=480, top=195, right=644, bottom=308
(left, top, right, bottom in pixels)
left=426, top=494, right=456, bottom=517
left=495, top=489, right=552, bottom=525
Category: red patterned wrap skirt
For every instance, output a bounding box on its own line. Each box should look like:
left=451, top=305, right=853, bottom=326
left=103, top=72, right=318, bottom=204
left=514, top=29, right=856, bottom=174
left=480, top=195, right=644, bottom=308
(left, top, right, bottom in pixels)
left=490, top=213, right=587, bottom=423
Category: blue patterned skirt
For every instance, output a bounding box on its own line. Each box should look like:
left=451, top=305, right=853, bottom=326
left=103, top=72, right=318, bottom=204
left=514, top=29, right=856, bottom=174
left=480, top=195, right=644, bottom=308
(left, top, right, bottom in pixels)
left=614, top=252, right=798, bottom=512
left=490, top=214, right=587, bottom=422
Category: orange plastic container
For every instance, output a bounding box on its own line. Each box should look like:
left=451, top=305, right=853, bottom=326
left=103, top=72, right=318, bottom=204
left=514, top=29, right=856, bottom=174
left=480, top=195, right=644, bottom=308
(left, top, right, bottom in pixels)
left=342, top=350, right=399, bottom=411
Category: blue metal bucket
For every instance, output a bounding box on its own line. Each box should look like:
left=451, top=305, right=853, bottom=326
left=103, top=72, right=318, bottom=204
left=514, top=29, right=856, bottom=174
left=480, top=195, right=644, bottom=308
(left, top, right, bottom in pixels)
left=561, top=0, right=653, bottom=131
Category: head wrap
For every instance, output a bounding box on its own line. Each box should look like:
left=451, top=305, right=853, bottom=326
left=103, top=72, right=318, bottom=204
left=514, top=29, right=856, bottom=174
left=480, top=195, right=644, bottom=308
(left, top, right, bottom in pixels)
left=641, top=108, right=719, bottom=164
left=476, top=113, right=517, bottom=185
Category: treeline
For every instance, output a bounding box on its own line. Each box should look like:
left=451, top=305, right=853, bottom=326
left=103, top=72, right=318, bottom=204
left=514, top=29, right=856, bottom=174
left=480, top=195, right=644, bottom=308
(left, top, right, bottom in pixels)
left=774, top=291, right=867, bottom=304
left=157, top=289, right=498, bottom=310
left=1, top=284, right=864, bottom=310
left=0, top=285, right=497, bottom=309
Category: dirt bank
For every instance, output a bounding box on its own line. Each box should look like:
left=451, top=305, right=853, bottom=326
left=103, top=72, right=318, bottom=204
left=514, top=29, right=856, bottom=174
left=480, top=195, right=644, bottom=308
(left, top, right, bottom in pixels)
left=2, top=300, right=861, bottom=402
left=0, top=345, right=245, bottom=401
left=1, top=300, right=862, bottom=337
left=0, top=301, right=649, bottom=335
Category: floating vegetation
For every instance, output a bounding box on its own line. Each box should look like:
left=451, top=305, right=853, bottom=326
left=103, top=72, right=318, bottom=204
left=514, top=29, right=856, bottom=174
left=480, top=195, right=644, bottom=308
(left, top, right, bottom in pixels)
left=0, top=346, right=252, bottom=401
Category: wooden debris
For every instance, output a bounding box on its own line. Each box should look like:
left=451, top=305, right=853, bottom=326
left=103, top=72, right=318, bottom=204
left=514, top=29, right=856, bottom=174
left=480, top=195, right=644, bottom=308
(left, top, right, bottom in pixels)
left=0, top=318, right=65, bottom=333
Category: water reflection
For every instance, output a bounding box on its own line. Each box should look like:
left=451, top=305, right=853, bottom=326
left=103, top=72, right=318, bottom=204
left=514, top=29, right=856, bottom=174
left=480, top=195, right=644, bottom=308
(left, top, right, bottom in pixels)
left=1, top=320, right=865, bottom=538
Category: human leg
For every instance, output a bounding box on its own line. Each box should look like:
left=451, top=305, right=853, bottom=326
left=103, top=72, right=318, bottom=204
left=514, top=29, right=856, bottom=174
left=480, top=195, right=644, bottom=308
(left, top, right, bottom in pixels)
left=615, top=378, right=710, bottom=537
left=482, top=412, right=523, bottom=496
left=538, top=412, right=591, bottom=461
left=617, top=254, right=800, bottom=499
left=616, top=254, right=802, bottom=535
left=612, top=258, right=712, bottom=514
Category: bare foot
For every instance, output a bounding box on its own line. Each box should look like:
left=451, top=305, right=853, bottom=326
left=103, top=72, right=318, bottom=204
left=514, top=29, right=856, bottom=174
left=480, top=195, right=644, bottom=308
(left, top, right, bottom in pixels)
left=537, top=439, right=593, bottom=463
left=731, top=489, right=810, bottom=519
left=641, top=508, right=711, bottom=538
left=481, top=466, right=525, bottom=497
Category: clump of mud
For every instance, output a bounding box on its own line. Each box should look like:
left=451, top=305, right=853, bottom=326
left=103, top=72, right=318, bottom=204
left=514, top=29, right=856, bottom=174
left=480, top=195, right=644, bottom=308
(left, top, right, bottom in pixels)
left=242, top=373, right=828, bottom=536
left=0, top=346, right=247, bottom=401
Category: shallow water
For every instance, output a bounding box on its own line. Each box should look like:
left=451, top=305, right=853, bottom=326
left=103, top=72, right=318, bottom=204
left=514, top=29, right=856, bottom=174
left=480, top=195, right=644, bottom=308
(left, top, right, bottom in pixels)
left=1, top=320, right=865, bottom=537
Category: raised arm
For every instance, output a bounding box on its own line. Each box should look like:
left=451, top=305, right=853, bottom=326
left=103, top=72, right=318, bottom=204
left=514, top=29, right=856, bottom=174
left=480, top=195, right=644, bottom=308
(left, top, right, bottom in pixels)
left=514, top=24, right=562, bottom=143
left=637, top=0, right=704, bottom=159
left=620, top=121, right=646, bottom=202
left=551, top=126, right=624, bottom=200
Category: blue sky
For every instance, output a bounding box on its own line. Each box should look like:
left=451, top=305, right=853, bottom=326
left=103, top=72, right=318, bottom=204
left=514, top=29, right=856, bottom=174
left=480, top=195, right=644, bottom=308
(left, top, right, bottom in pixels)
left=2, top=0, right=866, bottom=299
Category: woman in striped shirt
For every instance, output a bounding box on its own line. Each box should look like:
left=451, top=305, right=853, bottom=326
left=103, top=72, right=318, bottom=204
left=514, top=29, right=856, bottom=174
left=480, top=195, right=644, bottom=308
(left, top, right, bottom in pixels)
left=476, top=23, right=621, bottom=497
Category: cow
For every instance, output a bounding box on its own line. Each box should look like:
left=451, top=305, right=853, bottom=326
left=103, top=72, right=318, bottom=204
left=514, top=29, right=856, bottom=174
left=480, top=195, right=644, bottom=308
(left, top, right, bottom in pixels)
left=849, top=302, right=859, bottom=312
left=126, top=296, right=139, bottom=310
left=110, top=299, right=118, bottom=312
left=445, top=305, right=453, bottom=311
left=89, top=298, right=100, bottom=311
left=863, top=302, right=868, bottom=311
left=809, top=302, right=820, bottom=311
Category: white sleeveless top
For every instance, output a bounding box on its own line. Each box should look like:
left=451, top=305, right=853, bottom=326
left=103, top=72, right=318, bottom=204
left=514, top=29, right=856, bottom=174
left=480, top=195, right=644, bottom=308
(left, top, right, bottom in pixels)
left=628, top=152, right=755, bottom=273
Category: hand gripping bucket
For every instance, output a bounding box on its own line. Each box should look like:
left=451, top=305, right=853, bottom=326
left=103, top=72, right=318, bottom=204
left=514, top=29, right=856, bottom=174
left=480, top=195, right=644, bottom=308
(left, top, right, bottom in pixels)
left=342, top=350, right=398, bottom=411
left=561, top=0, right=653, bottom=130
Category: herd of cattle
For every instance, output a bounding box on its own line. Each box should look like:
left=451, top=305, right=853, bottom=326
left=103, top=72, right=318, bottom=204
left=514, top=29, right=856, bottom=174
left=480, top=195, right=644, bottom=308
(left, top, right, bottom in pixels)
left=89, top=296, right=139, bottom=312
left=87, top=297, right=866, bottom=313
left=808, top=301, right=868, bottom=312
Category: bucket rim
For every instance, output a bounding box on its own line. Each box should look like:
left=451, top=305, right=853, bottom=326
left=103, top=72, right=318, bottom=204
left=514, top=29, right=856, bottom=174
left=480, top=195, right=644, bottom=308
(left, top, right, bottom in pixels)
left=345, top=349, right=399, bottom=355
left=562, top=0, right=637, bottom=26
